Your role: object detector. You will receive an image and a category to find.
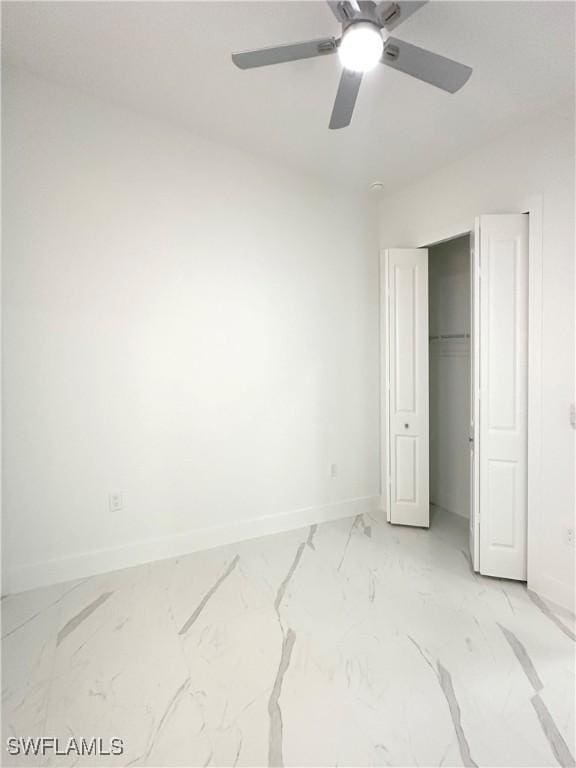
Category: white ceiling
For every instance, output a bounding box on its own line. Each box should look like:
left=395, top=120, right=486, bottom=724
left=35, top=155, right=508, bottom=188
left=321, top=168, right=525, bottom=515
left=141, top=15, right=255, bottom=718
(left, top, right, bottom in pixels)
left=3, top=1, right=575, bottom=192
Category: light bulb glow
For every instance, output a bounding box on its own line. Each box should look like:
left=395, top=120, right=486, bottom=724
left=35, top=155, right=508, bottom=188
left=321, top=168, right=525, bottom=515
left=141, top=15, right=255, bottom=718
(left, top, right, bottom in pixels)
left=338, top=22, right=384, bottom=73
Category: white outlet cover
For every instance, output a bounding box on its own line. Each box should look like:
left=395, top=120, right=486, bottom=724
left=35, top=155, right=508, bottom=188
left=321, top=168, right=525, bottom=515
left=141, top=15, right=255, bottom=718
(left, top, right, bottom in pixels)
left=109, top=493, right=123, bottom=512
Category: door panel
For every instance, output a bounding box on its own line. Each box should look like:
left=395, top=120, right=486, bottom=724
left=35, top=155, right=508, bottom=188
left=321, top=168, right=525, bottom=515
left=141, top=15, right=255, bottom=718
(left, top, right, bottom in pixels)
left=478, top=214, right=528, bottom=580
left=385, top=249, right=429, bottom=527
left=395, top=436, right=417, bottom=502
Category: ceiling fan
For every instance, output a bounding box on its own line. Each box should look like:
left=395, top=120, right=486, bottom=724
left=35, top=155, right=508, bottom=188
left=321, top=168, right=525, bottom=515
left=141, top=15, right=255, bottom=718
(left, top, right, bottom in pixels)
left=231, top=1, right=472, bottom=129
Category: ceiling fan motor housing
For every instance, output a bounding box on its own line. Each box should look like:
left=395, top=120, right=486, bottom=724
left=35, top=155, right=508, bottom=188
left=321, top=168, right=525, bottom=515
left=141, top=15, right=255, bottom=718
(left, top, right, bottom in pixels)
left=338, top=4, right=390, bottom=53
left=341, top=6, right=383, bottom=31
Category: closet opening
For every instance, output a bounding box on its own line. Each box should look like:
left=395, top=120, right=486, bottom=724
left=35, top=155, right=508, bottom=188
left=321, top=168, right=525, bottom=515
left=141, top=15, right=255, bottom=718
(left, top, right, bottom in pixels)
left=383, top=213, right=530, bottom=578
left=426, top=234, right=472, bottom=531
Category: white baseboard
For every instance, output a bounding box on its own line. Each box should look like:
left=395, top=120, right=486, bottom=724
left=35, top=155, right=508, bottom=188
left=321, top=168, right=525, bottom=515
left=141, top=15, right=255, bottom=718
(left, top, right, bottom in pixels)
left=430, top=494, right=469, bottom=519
left=3, top=495, right=380, bottom=596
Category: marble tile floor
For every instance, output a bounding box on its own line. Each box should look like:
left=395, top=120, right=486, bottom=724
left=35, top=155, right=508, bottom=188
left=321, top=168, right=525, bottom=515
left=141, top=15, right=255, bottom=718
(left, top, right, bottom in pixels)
left=2, top=507, right=575, bottom=767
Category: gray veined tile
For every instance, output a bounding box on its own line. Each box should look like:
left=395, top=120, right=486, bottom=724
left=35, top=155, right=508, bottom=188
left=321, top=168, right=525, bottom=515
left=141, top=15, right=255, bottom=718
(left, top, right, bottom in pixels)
left=178, top=555, right=239, bottom=636
left=43, top=573, right=194, bottom=767
left=336, top=517, right=358, bottom=572
left=274, top=543, right=305, bottom=614
left=127, top=677, right=192, bottom=766
left=436, top=662, right=478, bottom=768
left=498, top=623, right=544, bottom=692
left=368, top=570, right=376, bottom=603
left=531, top=694, right=576, bottom=768
left=2, top=582, right=66, bottom=639
left=1, top=582, right=67, bottom=761
left=306, top=524, right=317, bottom=550
left=406, top=635, right=436, bottom=676
left=268, top=629, right=296, bottom=768
left=57, top=592, right=113, bottom=646
left=357, top=515, right=372, bottom=538
left=3, top=508, right=575, bottom=768
left=528, top=591, right=576, bottom=643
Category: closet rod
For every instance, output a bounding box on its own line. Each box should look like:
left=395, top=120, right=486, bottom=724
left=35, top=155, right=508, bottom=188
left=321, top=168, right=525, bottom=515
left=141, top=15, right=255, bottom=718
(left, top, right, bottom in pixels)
left=429, top=333, right=470, bottom=340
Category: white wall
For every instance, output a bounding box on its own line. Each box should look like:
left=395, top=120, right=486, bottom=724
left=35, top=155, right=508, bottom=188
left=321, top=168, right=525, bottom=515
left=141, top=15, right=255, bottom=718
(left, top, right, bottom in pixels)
left=2, top=68, right=380, bottom=593
left=428, top=237, right=470, bottom=342
left=378, top=107, right=575, bottom=612
left=428, top=236, right=470, bottom=519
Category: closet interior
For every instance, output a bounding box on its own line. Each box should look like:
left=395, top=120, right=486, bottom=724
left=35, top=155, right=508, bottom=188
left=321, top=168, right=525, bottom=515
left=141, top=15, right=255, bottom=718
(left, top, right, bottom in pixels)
left=428, top=234, right=472, bottom=521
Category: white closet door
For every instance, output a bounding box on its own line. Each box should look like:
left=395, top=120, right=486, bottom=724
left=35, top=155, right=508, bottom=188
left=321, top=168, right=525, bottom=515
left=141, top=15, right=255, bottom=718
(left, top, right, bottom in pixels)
left=477, top=214, right=528, bottom=580
left=385, top=249, right=429, bottom=527
left=470, top=222, right=480, bottom=570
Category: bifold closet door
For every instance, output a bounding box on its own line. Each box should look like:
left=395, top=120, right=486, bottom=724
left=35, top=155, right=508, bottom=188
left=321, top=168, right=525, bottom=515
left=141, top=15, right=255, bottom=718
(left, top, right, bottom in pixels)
left=476, top=214, right=528, bottom=580
left=384, top=249, right=429, bottom=527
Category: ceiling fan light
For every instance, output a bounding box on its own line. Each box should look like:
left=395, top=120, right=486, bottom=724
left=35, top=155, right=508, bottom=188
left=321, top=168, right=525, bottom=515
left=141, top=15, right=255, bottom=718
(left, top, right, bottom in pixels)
left=338, top=22, right=384, bottom=73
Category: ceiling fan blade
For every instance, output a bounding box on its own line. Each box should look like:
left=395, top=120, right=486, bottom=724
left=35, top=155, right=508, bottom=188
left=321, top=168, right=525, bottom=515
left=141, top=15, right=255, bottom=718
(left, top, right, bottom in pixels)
left=382, top=38, right=472, bottom=92
left=377, top=1, right=428, bottom=31
left=232, top=37, right=337, bottom=69
left=329, top=69, right=363, bottom=129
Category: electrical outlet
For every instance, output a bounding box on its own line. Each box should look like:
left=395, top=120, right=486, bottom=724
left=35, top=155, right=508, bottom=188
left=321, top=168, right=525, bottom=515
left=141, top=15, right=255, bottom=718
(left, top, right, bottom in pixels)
left=109, top=493, right=123, bottom=513
left=330, top=463, right=338, bottom=479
